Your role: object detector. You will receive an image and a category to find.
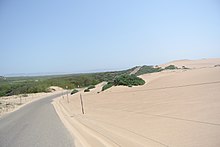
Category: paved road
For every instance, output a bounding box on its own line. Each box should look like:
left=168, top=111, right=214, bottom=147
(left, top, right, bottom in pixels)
left=0, top=93, right=75, bottom=147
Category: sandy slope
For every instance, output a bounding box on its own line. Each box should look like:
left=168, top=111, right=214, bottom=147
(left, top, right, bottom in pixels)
left=160, top=58, right=220, bottom=69
left=54, top=59, right=220, bottom=147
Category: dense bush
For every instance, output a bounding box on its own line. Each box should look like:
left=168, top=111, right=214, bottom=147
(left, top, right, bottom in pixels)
left=114, top=74, right=145, bottom=86
left=0, top=66, right=144, bottom=97
left=164, top=65, right=178, bottom=70
left=87, top=85, right=95, bottom=89
left=135, top=66, right=163, bottom=76
left=0, top=84, right=11, bottom=97
left=102, top=74, right=145, bottom=91
left=102, top=82, right=114, bottom=91
left=0, top=81, right=50, bottom=97
left=71, top=89, right=78, bottom=95
left=84, top=89, right=90, bottom=92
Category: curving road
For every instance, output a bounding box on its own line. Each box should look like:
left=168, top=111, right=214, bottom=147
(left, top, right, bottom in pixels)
left=0, top=93, right=75, bottom=147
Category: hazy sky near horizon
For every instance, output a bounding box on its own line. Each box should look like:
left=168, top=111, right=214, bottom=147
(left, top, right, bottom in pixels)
left=0, top=0, right=220, bottom=75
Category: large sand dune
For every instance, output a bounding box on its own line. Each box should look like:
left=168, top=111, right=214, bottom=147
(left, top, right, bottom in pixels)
left=54, top=58, right=220, bottom=147
left=160, top=58, right=220, bottom=69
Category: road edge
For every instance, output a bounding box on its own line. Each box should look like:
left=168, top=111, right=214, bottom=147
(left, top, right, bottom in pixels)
left=52, top=97, right=88, bottom=147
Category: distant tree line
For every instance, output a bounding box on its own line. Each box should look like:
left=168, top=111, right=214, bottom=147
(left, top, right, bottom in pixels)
left=0, top=65, right=183, bottom=97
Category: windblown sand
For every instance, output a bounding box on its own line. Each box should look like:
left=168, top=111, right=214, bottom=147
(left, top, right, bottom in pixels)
left=54, top=59, right=220, bottom=147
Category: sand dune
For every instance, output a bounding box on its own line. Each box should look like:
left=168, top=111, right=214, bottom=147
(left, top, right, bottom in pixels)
left=160, top=58, right=220, bottom=69
left=54, top=58, right=220, bottom=147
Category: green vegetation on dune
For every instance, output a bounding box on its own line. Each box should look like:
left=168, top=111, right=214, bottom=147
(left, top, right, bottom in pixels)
left=87, top=85, right=95, bottom=89
left=0, top=81, right=49, bottom=97
left=164, top=65, right=178, bottom=70
left=135, top=65, right=163, bottom=76
left=0, top=64, right=183, bottom=97
left=0, top=67, right=135, bottom=97
left=83, top=85, right=95, bottom=93
left=114, top=74, right=145, bottom=86
left=102, top=74, right=145, bottom=91
left=84, top=89, right=90, bottom=92
left=102, top=82, right=114, bottom=91
left=135, top=64, right=179, bottom=76
left=71, top=89, right=78, bottom=95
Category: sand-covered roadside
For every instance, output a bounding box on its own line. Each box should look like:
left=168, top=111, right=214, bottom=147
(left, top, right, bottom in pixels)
left=53, top=59, right=220, bottom=147
left=0, top=86, right=64, bottom=117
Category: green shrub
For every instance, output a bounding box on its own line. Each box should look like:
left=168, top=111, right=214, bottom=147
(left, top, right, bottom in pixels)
left=87, top=85, right=95, bottom=89
left=113, top=74, right=145, bottom=86
left=0, top=66, right=146, bottom=97
left=84, top=89, right=90, bottom=92
left=102, top=74, right=145, bottom=91
left=102, top=82, right=113, bottom=91
left=71, top=89, right=78, bottom=95
left=164, top=65, right=178, bottom=70
left=135, top=66, right=163, bottom=76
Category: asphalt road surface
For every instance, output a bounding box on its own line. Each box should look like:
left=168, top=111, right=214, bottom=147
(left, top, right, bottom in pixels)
left=0, top=93, right=75, bottom=147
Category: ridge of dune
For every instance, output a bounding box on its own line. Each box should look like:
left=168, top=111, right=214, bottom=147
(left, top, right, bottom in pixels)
left=160, top=58, right=220, bottom=69
left=53, top=59, right=220, bottom=147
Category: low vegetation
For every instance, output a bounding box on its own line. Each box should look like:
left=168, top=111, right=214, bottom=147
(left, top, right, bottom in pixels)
left=0, top=67, right=135, bottom=97
left=135, top=65, right=163, bottom=76
left=0, top=81, right=49, bottom=97
left=102, top=82, right=114, bottom=91
left=102, top=74, right=145, bottom=91
left=87, top=85, right=95, bottom=89
left=0, top=64, right=184, bottom=97
left=83, top=85, right=96, bottom=93
left=135, top=64, right=181, bottom=76
left=164, top=65, right=178, bottom=70
left=71, top=89, right=78, bottom=95
left=84, top=89, right=90, bottom=92
left=114, top=74, right=145, bottom=86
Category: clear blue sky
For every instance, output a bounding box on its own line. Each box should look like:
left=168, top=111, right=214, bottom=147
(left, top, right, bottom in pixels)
left=1, top=0, right=220, bottom=76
